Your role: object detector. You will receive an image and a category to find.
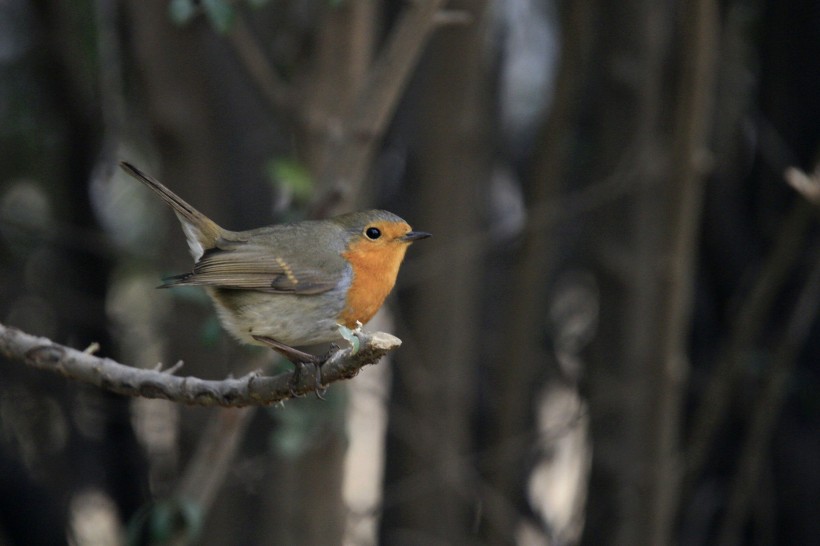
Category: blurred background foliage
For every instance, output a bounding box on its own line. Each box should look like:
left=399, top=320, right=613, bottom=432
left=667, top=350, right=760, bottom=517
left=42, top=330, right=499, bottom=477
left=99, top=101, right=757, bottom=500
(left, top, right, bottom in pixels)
left=0, top=0, right=819, bottom=545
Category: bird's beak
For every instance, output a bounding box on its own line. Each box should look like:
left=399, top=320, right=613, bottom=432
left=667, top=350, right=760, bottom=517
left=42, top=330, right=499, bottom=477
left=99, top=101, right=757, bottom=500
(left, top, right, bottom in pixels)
left=402, top=231, right=432, bottom=242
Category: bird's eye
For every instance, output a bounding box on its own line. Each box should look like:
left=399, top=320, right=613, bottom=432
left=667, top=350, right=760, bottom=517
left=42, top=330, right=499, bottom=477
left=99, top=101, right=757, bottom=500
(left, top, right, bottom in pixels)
left=364, top=226, right=382, bottom=240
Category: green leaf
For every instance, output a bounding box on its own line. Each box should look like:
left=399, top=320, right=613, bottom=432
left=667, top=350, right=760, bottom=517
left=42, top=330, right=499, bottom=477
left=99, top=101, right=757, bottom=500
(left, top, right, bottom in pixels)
left=268, top=390, right=347, bottom=458
left=126, top=498, right=203, bottom=546
left=168, top=0, right=197, bottom=26
left=203, top=0, right=236, bottom=34
left=266, top=158, right=314, bottom=202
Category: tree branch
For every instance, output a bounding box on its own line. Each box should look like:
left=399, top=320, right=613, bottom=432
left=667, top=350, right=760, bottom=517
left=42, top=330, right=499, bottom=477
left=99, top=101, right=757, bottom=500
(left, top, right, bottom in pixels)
left=225, top=13, right=292, bottom=112
left=716, top=246, right=820, bottom=546
left=313, top=0, right=449, bottom=213
left=684, top=161, right=820, bottom=492
left=683, top=199, right=814, bottom=490
left=0, top=321, right=400, bottom=407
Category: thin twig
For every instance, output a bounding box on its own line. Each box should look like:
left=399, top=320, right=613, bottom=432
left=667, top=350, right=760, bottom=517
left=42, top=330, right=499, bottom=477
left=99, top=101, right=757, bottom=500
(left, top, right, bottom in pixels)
left=314, top=0, right=449, bottom=212
left=717, top=248, right=820, bottom=546
left=225, top=13, right=292, bottom=112
left=176, top=406, right=256, bottom=513
left=647, top=0, right=717, bottom=538
left=683, top=199, right=815, bottom=490
left=0, top=322, right=400, bottom=407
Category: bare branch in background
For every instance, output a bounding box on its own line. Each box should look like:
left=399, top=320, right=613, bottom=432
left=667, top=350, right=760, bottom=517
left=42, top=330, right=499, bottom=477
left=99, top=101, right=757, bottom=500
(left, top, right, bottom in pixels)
left=717, top=246, right=820, bottom=546
left=646, top=0, right=718, bottom=538
left=313, top=0, right=449, bottom=213
left=0, top=322, right=400, bottom=407
left=225, top=13, right=293, bottom=112
left=176, top=406, right=256, bottom=515
left=684, top=164, right=820, bottom=492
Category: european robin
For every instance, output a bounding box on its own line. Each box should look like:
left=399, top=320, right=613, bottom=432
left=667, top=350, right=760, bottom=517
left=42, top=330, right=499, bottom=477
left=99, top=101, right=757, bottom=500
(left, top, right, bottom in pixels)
left=120, top=161, right=430, bottom=374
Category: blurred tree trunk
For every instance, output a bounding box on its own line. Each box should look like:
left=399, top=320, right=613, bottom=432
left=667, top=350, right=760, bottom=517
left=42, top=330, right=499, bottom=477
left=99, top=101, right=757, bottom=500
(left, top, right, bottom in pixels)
left=123, top=2, right=351, bottom=544
left=123, top=5, right=263, bottom=542
left=577, top=0, right=716, bottom=544
left=124, top=1, right=390, bottom=543
left=123, top=0, right=270, bottom=373
left=478, top=0, right=592, bottom=542
left=261, top=3, right=376, bottom=544
left=0, top=1, right=148, bottom=541
left=380, top=0, right=491, bottom=542
left=299, top=0, right=375, bottom=175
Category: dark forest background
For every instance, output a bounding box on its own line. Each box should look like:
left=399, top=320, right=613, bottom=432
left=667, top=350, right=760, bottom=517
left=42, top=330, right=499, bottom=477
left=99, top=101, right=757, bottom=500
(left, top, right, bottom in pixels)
left=1, top=0, right=819, bottom=544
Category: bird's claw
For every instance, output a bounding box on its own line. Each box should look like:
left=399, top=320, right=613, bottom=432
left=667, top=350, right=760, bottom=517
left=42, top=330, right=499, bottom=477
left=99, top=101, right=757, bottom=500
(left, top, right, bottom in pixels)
left=288, top=361, right=306, bottom=398
left=287, top=359, right=326, bottom=399
left=252, top=334, right=327, bottom=399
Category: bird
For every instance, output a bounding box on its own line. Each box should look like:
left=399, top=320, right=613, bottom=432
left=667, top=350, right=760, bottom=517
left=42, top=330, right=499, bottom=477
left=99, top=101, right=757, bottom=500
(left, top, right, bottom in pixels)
left=119, top=161, right=430, bottom=388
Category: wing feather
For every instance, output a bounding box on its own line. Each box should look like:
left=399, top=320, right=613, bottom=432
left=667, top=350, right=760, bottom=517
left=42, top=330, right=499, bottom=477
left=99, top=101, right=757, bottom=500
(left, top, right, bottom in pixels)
left=162, top=238, right=345, bottom=295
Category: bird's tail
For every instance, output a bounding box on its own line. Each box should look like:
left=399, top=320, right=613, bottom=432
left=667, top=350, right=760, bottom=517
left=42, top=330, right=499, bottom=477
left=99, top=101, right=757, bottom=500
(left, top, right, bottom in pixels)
left=120, top=161, right=224, bottom=260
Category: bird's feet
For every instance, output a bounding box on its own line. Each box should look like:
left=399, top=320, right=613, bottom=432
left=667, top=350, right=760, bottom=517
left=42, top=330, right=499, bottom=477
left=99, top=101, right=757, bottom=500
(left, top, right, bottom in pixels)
left=252, top=335, right=327, bottom=399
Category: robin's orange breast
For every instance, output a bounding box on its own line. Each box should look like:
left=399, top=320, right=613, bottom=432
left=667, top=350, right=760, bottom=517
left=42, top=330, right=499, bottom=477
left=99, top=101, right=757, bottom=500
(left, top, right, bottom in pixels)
left=337, top=237, right=411, bottom=327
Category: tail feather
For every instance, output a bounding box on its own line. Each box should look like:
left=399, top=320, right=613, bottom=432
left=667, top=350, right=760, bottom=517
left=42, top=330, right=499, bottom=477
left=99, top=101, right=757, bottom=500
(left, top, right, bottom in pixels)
left=120, top=161, right=223, bottom=260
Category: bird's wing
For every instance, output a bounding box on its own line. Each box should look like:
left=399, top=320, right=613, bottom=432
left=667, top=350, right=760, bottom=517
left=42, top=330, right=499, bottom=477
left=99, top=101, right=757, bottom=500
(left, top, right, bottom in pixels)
left=161, top=241, right=345, bottom=295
